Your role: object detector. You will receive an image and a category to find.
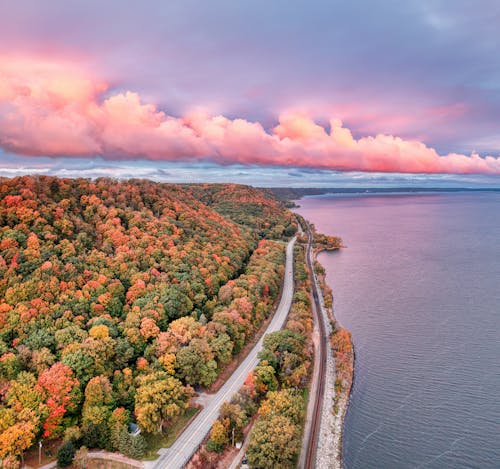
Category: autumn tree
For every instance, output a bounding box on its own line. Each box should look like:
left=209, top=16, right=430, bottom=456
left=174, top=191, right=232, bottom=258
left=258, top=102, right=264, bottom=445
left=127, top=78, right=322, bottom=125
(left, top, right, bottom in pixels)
left=258, top=389, right=304, bottom=425
left=134, top=372, right=190, bottom=433
left=37, top=362, right=81, bottom=438
left=175, top=338, right=218, bottom=387
left=206, top=419, right=228, bottom=452
left=220, top=402, right=248, bottom=442
left=0, top=412, right=38, bottom=463
left=0, top=176, right=293, bottom=456
left=247, top=415, right=300, bottom=469
left=5, top=372, right=44, bottom=416
left=82, top=375, right=115, bottom=426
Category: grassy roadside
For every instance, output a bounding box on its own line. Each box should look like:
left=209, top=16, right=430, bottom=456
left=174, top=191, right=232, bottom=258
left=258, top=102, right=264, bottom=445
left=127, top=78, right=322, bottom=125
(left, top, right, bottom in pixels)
left=142, top=407, right=200, bottom=460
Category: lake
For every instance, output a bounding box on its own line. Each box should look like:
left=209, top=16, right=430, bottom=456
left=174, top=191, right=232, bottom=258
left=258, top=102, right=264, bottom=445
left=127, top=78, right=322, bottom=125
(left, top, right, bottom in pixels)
left=296, top=193, right=500, bottom=469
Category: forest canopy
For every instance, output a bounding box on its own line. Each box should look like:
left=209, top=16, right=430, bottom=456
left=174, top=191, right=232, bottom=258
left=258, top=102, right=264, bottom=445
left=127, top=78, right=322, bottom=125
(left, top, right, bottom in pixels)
left=0, top=176, right=296, bottom=462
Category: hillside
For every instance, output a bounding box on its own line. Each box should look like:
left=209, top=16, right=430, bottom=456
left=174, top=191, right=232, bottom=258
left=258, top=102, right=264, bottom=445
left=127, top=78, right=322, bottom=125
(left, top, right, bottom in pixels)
left=184, top=183, right=296, bottom=238
left=0, top=176, right=295, bottom=463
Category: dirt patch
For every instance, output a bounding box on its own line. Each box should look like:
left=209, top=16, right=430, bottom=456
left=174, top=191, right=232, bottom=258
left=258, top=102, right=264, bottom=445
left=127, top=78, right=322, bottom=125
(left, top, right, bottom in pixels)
left=23, top=439, right=60, bottom=468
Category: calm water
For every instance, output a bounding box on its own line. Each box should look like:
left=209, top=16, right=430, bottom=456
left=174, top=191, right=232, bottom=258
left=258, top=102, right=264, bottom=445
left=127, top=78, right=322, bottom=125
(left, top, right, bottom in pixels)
left=297, top=193, right=500, bottom=469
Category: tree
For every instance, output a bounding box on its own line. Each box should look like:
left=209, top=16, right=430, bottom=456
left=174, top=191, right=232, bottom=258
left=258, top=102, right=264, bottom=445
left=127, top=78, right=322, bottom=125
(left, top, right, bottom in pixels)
left=159, top=284, right=193, bottom=320
left=258, top=390, right=304, bottom=425
left=112, top=368, right=135, bottom=408
left=118, top=431, right=146, bottom=459
left=175, top=338, right=218, bottom=387
left=209, top=333, right=233, bottom=366
left=31, top=347, right=56, bottom=374
left=37, top=362, right=81, bottom=438
left=259, top=330, right=306, bottom=385
left=206, top=419, right=228, bottom=452
left=5, top=372, right=43, bottom=415
left=0, top=353, right=19, bottom=380
left=220, top=402, right=248, bottom=442
left=82, top=375, right=115, bottom=426
left=61, top=349, right=95, bottom=384
left=81, top=422, right=110, bottom=449
left=74, top=446, right=89, bottom=469
left=0, top=416, right=37, bottom=462
left=109, top=407, right=129, bottom=449
left=108, top=407, right=146, bottom=458
left=247, top=415, right=300, bottom=469
left=1, top=455, right=21, bottom=469
left=134, top=372, right=190, bottom=433
left=89, top=324, right=110, bottom=339
left=57, top=440, right=76, bottom=467
left=253, top=363, right=278, bottom=395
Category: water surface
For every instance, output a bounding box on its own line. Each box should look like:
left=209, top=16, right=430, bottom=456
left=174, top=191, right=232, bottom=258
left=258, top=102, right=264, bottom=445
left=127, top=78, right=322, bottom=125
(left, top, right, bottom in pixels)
left=297, top=193, right=500, bottom=469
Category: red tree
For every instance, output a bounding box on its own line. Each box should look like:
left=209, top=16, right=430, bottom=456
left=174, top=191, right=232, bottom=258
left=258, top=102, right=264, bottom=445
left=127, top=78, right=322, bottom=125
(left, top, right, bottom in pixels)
left=37, top=362, right=81, bottom=438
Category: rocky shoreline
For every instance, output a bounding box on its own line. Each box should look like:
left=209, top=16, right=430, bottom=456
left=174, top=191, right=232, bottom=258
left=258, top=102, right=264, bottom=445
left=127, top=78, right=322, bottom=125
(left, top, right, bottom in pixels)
left=313, top=248, right=354, bottom=469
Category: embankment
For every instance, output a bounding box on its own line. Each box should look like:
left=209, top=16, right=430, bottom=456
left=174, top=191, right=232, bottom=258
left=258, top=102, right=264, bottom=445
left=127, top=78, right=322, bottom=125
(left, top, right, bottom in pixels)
left=313, top=245, right=354, bottom=469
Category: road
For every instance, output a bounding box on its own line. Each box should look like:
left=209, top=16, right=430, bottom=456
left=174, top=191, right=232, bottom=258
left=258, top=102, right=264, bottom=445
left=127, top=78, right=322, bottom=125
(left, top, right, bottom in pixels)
left=147, top=236, right=297, bottom=469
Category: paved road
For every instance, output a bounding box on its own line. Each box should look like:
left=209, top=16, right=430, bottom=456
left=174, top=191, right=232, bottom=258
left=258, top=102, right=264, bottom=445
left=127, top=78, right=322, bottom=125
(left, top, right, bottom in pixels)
left=147, top=236, right=297, bottom=469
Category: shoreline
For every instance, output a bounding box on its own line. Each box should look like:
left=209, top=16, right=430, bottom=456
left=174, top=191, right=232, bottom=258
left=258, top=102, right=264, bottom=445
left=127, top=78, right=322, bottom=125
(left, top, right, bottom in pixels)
left=313, top=245, right=355, bottom=469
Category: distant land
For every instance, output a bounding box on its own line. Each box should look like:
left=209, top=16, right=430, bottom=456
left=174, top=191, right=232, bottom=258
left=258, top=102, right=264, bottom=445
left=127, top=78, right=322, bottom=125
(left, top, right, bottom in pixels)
left=268, top=186, right=500, bottom=206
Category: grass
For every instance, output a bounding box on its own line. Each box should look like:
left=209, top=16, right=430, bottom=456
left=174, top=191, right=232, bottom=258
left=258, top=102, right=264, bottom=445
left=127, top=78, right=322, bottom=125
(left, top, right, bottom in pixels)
left=302, top=385, right=310, bottom=402
left=142, top=407, right=200, bottom=460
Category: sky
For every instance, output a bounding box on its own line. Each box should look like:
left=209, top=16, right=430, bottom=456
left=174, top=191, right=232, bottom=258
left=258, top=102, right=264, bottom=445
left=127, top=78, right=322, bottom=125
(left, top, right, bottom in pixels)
left=1, top=0, right=500, bottom=186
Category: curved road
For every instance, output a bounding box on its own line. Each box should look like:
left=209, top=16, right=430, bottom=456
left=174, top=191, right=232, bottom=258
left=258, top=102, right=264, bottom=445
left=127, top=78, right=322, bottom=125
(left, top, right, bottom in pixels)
left=147, top=236, right=297, bottom=469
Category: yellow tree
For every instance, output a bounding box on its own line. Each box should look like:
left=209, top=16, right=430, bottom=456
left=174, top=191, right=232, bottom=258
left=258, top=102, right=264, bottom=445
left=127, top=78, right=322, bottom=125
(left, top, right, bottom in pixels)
left=258, top=389, right=304, bottom=425
left=134, top=372, right=190, bottom=433
left=0, top=413, right=38, bottom=463
left=206, top=418, right=228, bottom=452
left=247, top=415, right=300, bottom=469
left=82, top=375, right=115, bottom=426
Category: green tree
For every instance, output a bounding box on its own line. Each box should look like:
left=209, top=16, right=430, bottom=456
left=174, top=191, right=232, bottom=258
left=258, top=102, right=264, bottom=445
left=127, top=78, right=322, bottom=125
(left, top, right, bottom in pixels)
left=175, top=338, right=217, bottom=387
left=209, top=333, right=233, bottom=366
left=61, top=349, right=95, bottom=384
left=220, top=402, right=248, bottom=442
left=119, top=432, right=146, bottom=459
left=57, top=440, right=76, bottom=467
left=253, top=362, right=278, bottom=395
left=81, top=422, right=110, bottom=449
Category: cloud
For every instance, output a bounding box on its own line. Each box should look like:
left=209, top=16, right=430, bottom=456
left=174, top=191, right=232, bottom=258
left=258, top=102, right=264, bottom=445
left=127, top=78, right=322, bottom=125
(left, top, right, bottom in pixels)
left=1, top=57, right=500, bottom=175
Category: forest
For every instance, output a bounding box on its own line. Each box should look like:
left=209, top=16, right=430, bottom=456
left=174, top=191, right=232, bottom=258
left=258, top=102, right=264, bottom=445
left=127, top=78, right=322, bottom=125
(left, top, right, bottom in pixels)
left=190, top=243, right=313, bottom=469
left=0, top=176, right=296, bottom=466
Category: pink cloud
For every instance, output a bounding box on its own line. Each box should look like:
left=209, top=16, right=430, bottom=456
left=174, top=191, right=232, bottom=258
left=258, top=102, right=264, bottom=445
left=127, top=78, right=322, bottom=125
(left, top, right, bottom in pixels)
left=1, top=56, right=500, bottom=175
